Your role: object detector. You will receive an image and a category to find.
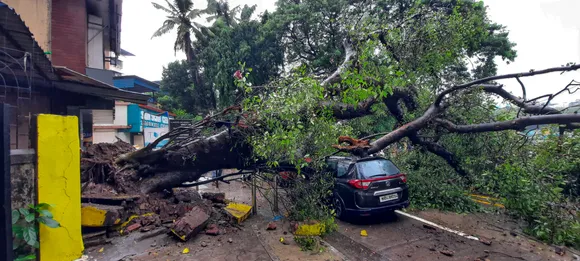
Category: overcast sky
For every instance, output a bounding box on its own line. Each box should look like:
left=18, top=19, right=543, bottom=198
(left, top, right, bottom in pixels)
left=120, top=0, right=580, bottom=104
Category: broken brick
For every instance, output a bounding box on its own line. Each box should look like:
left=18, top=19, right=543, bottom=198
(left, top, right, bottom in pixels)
left=267, top=222, right=277, bottom=230
left=205, top=224, right=220, bottom=236
left=171, top=206, right=210, bottom=241
left=126, top=223, right=142, bottom=233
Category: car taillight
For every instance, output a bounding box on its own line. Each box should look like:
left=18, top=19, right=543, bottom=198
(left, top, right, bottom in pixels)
left=400, top=173, right=407, bottom=183
left=347, top=179, right=370, bottom=189
left=348, top=173, right=407, bottom=189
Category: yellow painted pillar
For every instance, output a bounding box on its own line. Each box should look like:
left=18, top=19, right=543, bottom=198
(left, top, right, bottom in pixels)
left=36, top=115, right=84, bottom=260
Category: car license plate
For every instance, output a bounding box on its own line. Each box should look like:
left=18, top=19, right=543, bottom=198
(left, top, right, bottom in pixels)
left=379, top=193, right=398, bottom=202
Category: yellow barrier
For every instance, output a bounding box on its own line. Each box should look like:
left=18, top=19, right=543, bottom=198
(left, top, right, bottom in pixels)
left=81, top=204, right=124, bottom=227
left=469, top=194, right=505, bottom=208
left=224, top=202, right=252, bottom=224
left=37, top=115, right=84, bottom=260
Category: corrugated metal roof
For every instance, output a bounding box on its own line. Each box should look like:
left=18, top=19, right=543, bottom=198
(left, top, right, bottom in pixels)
left=0, top=3, right=149, bottom=104
left=54, top=67, right=150, bottom=104
left=0, top=4, right=58, bottom=81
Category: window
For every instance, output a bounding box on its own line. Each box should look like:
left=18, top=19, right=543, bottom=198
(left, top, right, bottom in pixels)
left=356, top=159, right=400, bottom=179
left=336, top=162, right=350, bottom=178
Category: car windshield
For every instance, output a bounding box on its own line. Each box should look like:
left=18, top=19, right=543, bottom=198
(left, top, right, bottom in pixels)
left=356, top=159, right=400, bottom=178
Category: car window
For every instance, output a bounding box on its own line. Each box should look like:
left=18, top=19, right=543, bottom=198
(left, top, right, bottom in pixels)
left=356, top=159, right=400, bottom=179
left=336, top=162, right=350, bottom=178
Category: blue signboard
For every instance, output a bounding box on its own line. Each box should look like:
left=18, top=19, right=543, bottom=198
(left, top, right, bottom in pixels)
left=126, top=104, right=171, bottom=148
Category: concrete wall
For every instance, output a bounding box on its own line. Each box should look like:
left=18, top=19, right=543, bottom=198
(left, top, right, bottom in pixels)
left=2, top=0, right=51, bottom=54
left=10, top=149, right=36, bottom=210
left=36, top=114, right=84, bottom=260
left=51, top=0, right=87, bottom=73
left=92, top=129, right=116, bottom=144
left=114, top=103, right=128, bottom=126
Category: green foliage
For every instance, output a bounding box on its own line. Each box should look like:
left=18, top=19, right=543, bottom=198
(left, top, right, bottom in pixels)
left=473, top=131, right=580, bottom=248
left=159, top=60, right=215, bottom=115
left=244, top=74, right=353, bottom=167
left=12, top=203, right=60, bottom=260
left=198, top=17, right=284, bottom=108
left=151, top=0, right=206, bottom=59
left=294, top=236, right=321, bottom=252
left=396, top=149, right=479, bottom=212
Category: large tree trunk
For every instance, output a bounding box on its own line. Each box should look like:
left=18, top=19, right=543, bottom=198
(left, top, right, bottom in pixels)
left=119, top=129, right=254, bottom=193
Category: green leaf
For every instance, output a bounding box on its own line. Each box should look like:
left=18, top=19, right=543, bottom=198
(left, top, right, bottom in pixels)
left=12, top=209, right=19, bottom=224
left=15, top=255, right=36, bottom=261
left=22, top=226, right=37, bottom=247
left=38, top=216, right=60, bottom=228
left=38, top=209, right=53, bottom=218
left=19, top=208, right=29, bottom=216
left=12, top=225, right=23, bottom=238
left=35, top=203, right=52, bottom=209
left=24, top=213, right=35, bottom=222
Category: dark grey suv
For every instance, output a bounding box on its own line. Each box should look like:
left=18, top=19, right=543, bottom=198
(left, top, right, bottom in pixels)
left=326, top=156, right=409, bottom=219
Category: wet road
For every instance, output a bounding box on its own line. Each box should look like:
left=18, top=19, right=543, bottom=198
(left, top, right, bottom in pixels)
left=326, top=212, right=561, bottom=261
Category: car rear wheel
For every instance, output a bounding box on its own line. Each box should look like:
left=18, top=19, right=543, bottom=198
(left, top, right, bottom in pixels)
left=333, top=196, right=346, bottom=219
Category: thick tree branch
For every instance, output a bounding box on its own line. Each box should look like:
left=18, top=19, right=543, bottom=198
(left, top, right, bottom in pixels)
left=382, top=87, right=468, bottom=177
left=321, top=39, right=356, bottom=87
left=368, top=104, right=442, bottom=154
left=407, top=133, right=468, bottom=177
left=434, top=114, right=580, bottom=133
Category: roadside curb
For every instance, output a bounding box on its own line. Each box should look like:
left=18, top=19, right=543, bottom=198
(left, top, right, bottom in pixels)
left=319, top=237, right=350, bottom=261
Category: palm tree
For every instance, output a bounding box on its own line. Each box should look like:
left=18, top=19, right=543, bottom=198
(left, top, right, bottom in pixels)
left=204, top=0, right=241, bottom=27
left=151, top=0, right=206, bottom=62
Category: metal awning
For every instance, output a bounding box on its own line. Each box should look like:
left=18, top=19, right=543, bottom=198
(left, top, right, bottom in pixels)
left=54, top=67, right=150, bottom=104
left=0, top=3, right=58, bottom=82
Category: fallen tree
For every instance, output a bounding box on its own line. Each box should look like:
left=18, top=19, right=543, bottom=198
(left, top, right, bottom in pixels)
left=110, top=62, right=580, bottom=193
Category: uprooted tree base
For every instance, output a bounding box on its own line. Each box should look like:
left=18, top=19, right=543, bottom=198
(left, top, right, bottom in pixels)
left=81, top=141, right=243, bottom=236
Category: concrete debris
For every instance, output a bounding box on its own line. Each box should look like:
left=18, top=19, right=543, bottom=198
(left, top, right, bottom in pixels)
left=228, top=238, right=233, bottom=243
left=201, top=241, right=208, bottom=247
left=171, top=206, right=210, bottom=241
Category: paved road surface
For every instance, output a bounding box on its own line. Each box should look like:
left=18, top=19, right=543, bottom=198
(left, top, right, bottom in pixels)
left=326, top=212, right=569, bottom=261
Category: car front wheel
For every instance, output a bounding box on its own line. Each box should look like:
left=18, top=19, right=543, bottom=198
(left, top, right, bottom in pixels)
left=333, top=196, right=346, bottom=219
